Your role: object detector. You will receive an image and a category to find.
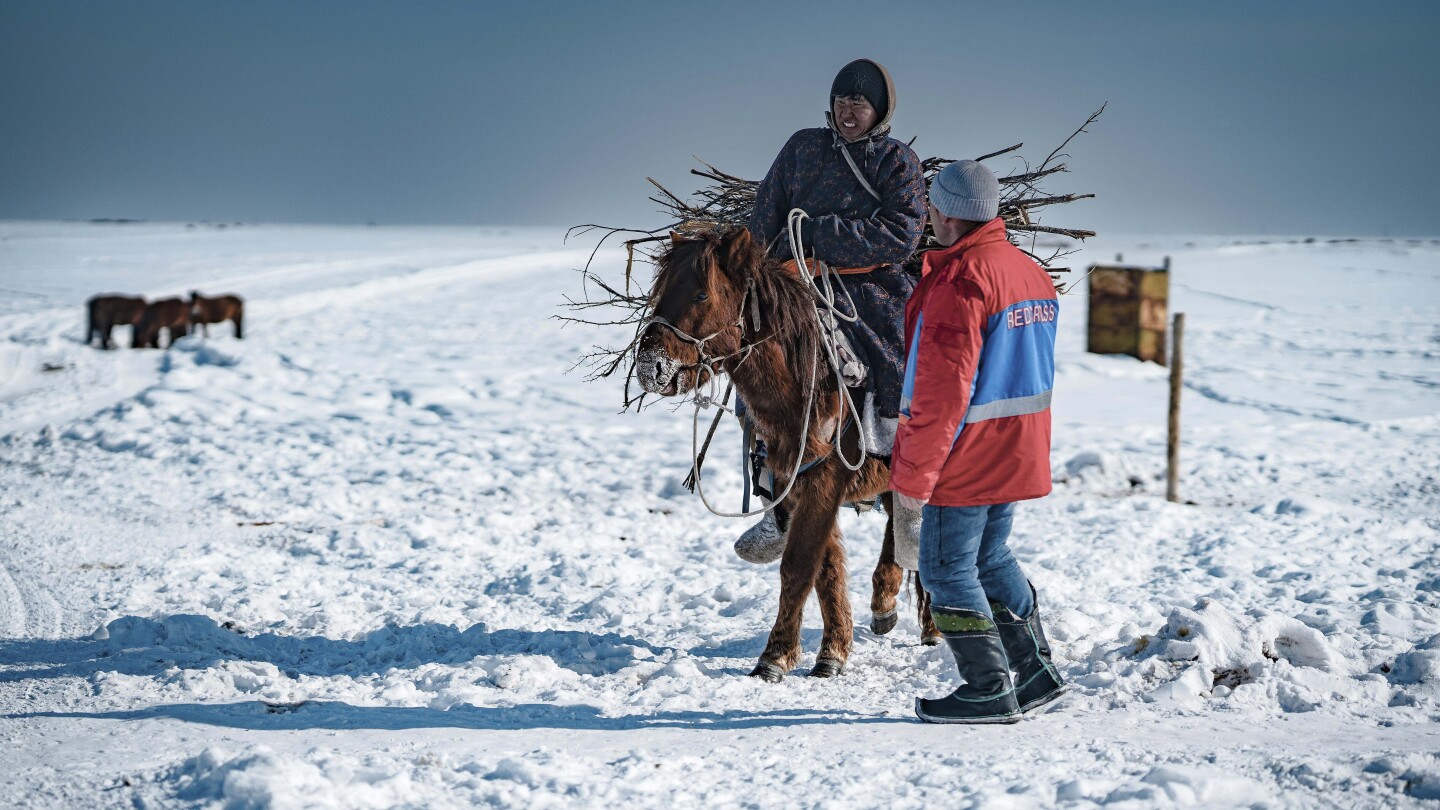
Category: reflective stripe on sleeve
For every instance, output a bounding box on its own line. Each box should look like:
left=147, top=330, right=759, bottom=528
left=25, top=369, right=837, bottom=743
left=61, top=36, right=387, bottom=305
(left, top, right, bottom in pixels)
left=963, top=389, right=1052, bottom=424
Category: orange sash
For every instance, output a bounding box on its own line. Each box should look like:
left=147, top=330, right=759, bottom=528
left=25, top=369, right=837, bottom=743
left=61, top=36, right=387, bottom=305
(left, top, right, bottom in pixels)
left=780, top=258, right=883, bottom=277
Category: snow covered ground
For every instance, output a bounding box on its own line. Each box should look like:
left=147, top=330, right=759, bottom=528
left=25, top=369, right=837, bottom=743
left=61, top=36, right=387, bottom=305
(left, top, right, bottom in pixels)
left=1, top=220, right=1438, bottom=808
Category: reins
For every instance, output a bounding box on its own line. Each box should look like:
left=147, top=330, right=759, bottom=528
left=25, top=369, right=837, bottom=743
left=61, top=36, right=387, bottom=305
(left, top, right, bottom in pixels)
left=642, top=272, right=811, bottom=519
left=640, top=275, right=770, bottom=392
left=648, top=213, right=871, bottom=519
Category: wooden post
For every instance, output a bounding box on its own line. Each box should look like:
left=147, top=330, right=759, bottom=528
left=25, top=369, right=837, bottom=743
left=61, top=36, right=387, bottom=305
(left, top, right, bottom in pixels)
left=1166, top=313, right=1185, bottom=503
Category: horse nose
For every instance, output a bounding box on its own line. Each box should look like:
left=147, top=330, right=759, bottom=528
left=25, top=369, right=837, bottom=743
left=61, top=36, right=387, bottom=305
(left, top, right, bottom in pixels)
left=636, top=348, right=676, bottom=394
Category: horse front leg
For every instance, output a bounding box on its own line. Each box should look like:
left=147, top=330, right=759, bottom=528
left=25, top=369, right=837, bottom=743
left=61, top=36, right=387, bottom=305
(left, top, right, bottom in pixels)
left=750, top=478, right=840, bottom=682
left=811, top=530, right=852, bottom=676
left=870, top=492, right=904, bottom=635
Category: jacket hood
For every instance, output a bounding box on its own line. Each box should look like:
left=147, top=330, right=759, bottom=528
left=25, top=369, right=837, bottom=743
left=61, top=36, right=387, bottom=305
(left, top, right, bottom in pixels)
left=826, top=58, right=896, bottom=142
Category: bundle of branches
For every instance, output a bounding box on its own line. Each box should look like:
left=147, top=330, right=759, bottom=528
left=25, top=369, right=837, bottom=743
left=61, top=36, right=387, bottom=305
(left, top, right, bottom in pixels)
left=561, top=105, right=1104, bottom=409
left=639, top=104, right=1104, bottom=277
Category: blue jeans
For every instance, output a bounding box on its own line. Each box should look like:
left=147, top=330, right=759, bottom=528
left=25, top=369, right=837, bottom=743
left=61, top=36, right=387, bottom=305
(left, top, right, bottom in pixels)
left=919, top=502, right=1034, bottom=619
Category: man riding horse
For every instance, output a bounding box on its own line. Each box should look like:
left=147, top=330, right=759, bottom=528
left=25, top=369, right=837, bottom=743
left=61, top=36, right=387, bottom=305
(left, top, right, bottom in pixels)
left=735, top=58, right=927, bottom=564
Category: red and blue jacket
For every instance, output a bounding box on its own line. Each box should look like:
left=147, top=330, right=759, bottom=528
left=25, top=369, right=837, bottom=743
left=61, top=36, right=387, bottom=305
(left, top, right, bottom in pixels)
left=890, top=218, right=1057, bottom=507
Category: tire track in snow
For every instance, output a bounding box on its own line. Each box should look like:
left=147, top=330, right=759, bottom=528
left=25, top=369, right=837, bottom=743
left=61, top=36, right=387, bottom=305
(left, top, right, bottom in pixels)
left=0, top=558, right=30, bottom=637
left=1182, top=380, right=1367, bottom=425
left=0, top=553, right=65, bottom=639
left=259, top=249, right=588, bottom=321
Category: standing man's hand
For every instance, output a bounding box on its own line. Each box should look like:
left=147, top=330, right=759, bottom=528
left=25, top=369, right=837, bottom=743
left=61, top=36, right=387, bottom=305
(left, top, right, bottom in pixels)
left=895, top=492, right=927, bottom=512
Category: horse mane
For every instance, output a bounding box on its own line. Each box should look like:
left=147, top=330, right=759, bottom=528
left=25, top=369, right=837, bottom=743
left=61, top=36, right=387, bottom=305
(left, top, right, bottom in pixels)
left=654, top=228, right=822, bottom=363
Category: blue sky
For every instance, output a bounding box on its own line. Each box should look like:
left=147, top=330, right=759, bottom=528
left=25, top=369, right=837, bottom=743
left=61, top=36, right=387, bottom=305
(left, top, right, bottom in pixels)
left=2, top=1, right=1437, bottom=234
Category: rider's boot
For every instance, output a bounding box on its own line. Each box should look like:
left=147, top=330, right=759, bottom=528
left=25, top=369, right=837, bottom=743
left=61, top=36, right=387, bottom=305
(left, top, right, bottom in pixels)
left=734, top=497, right=789, bottom=564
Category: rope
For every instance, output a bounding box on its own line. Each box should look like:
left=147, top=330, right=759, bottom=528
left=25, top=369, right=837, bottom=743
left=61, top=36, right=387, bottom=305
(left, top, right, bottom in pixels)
left=683, top=381, right=732, bottom=492
left=836, top=134, right=882, bottom=201
left=786, top=209, right=868, bottom=473
left=691, top=342, right=820, bottom=518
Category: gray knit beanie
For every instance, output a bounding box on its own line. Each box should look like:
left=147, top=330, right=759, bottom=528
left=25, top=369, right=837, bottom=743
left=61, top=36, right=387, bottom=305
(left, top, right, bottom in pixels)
left=930, top=160, right=999, bottom=222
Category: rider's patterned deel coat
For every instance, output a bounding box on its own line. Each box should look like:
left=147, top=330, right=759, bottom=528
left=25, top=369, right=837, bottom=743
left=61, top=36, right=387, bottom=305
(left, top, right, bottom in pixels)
left=748, top=124, right=926, bottom=420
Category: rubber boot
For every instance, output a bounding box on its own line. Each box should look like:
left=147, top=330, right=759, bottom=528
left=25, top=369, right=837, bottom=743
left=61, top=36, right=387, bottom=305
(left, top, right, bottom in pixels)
left=734, top=500, right=789, bottom=564
left=915, top=608, right=1021, bottom=724
left=993, top=585, right=1067, bottom=714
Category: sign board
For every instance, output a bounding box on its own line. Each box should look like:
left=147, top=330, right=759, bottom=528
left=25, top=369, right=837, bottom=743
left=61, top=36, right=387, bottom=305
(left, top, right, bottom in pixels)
left=1086, top=261, right=1170, bottom=365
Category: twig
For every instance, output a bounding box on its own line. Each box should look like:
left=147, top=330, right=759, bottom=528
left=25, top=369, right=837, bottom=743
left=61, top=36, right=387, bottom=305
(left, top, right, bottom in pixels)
left=564, top=106, right=1106, bottom=410
left=976, top=142, right=1024, bottom=162
left=1039, top=103, right=1106, bottom=173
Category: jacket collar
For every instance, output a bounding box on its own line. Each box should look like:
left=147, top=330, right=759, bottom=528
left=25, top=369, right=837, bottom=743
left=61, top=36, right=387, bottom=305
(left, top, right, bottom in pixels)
left=921, top=217, right=1007, bottom=276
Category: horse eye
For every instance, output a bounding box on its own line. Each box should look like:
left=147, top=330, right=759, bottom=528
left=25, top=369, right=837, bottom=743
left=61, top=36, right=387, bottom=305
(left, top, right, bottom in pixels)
left=694, top=291, right=709, bottom=302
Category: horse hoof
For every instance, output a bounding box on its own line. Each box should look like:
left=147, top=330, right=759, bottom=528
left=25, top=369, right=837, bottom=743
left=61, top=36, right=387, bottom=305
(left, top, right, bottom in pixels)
left=809, top=658, right=844, bottom=678
left=870, top=609, right=898, bottom=636
left=749, top=662, right=786, bottom=683
left=922, top=634, right=942, bottom=647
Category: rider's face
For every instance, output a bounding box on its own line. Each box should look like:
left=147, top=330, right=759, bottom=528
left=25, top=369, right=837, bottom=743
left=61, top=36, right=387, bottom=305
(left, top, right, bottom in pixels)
left=832, top=95, right=877, bottom=142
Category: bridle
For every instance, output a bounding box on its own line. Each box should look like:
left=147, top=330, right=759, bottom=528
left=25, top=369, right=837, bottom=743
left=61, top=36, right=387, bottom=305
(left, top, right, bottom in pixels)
left=639, top=214, right=869, bottom=518
left=639, top=274, right=768, bottom=393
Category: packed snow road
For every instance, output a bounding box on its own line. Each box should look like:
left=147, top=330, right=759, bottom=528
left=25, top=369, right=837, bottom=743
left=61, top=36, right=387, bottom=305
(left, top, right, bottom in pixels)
left=1, top=221, right=1438, bottom=807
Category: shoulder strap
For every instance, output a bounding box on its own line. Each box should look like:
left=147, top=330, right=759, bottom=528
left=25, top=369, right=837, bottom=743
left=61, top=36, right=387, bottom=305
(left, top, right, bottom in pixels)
left=838, top=141, right=882, bottom=201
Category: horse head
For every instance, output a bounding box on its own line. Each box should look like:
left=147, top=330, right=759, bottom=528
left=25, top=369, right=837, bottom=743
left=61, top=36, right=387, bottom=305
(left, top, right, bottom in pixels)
left=637, top=227, right=757, bottom=397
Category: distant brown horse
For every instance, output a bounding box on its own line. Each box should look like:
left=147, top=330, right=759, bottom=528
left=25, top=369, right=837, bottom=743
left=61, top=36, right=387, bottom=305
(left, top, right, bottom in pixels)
left=189, top=292, right=244, bottom=339
left=636, top=226, right=936, bottom=682
left=86, top=295, right=146, bottom=350
left=133, top=298, right=191, bottom=348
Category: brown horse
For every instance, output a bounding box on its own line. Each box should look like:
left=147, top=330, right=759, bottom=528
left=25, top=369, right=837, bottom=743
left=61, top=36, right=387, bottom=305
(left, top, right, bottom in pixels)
left=636, top=226, right=936, bottom=682
left=86, top=295, right=146, bottom=350
left=190, top=292, right=244, bottom=339
left=133, top=298, right=191, bottom=349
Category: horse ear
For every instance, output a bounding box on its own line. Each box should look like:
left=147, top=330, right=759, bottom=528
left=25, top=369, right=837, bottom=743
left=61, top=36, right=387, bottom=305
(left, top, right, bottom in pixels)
left=722, top=227, right=754, bottom=270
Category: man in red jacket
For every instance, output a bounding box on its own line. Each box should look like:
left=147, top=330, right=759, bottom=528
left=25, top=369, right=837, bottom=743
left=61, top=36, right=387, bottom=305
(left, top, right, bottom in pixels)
left=891, top=159, right=1066, bottom=724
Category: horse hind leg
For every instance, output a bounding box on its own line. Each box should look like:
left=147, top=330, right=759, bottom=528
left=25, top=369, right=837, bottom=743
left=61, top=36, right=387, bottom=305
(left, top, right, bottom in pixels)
left=869, top=492, right=904, bottom=635
left=811, top=531, right=852, bottom=677
left=917, top=575, right=941, bottom=645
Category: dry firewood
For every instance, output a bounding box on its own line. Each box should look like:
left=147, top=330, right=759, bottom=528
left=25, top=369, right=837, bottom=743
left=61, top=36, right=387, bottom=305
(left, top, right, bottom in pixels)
left=562, top=106, right=1105, bottom=406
